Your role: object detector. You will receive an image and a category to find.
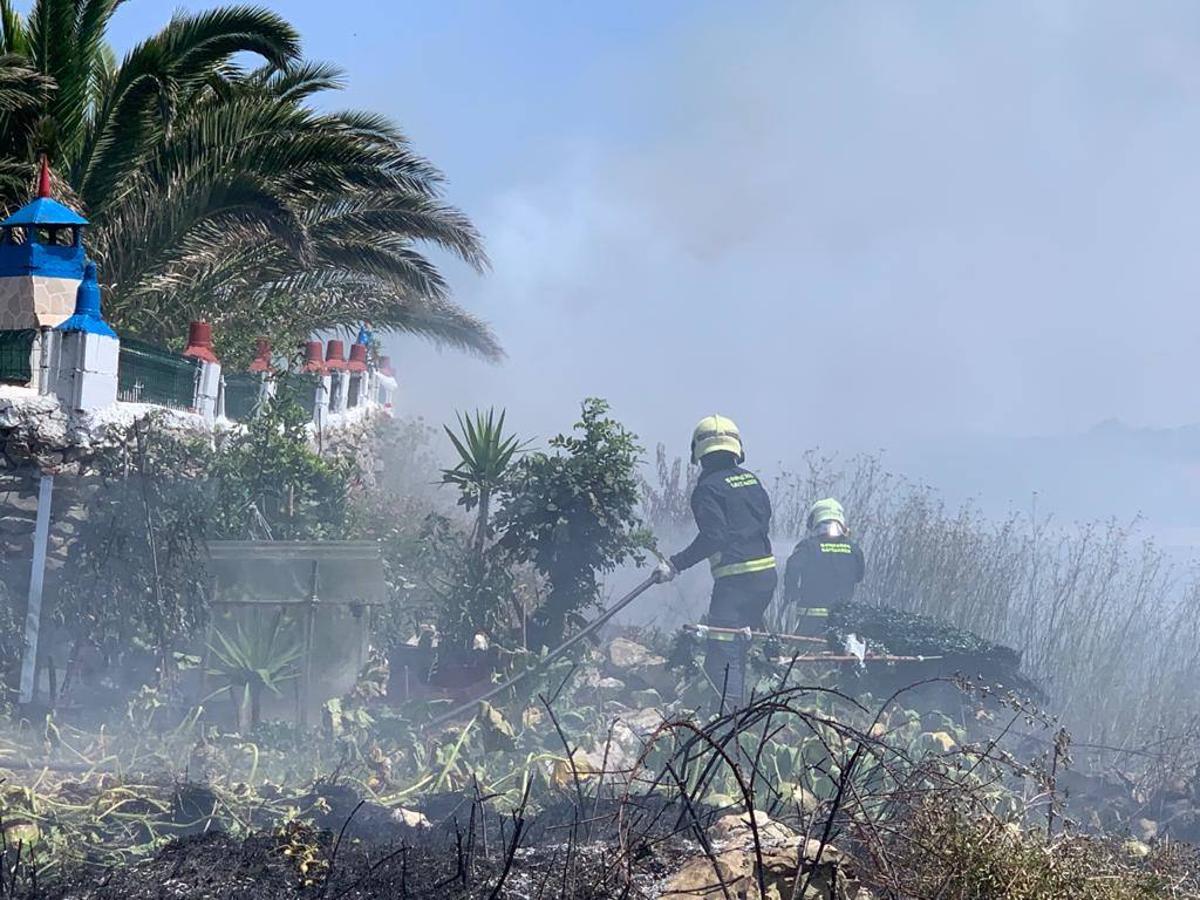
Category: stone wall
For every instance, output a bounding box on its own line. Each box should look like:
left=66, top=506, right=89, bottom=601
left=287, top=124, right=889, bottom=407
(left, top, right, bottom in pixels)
left=0, top=276, right=82, bottom=329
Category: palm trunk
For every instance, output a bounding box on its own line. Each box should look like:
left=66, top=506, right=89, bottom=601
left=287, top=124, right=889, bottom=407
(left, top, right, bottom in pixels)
left=229, top=685, right=246, bottom=732
left=473, top=489, right=490, bottom=561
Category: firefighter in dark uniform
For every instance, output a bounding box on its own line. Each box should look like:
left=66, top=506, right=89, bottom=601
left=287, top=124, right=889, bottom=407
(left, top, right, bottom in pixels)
left=782, top=498, right=865, bottom=636
left=654, top=415, right=776, bottom=710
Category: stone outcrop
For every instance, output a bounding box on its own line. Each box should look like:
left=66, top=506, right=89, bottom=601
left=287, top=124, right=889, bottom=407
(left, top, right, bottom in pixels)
left=661, top=811, right=861, bottom=899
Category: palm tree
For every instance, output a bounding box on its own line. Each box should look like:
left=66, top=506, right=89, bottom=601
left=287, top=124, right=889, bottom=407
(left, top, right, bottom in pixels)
left=0, top=53, right=52, bottom=198
left=0, top=2, right=498, bottom=361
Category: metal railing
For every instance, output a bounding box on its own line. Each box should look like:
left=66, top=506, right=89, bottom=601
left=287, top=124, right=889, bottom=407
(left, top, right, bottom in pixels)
left=222, top=372, right=262, bottom=421
left=116, top=337, right=199, bottom=409
left=0, top=329, right=35, bottom=385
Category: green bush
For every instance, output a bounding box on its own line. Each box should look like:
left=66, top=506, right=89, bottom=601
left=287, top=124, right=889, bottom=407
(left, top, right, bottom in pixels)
left=496, top=398, right=652, bottom=647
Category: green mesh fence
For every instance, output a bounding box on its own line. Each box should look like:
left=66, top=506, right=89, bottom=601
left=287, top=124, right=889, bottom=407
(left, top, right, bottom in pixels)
left=223, top=372, right=263, bottom=421
left=0, top=329, right=35, bottom=385
left=117, top=337, right=199, bottom=409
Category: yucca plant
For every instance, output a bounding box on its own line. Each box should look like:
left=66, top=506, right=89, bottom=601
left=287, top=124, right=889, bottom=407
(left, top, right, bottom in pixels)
left=441, top=408, right=526, bottom=558
left=207, top=612, right=303, bottom=731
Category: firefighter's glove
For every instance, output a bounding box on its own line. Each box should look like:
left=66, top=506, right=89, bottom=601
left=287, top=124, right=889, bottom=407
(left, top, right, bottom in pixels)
left=653, top=560, right=678, bottom=584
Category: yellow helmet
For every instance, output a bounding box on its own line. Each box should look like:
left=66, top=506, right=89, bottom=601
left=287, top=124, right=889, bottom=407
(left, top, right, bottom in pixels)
left=807, top=498, right=846, bottom=530
left=691, top=414, right=744, bottom=464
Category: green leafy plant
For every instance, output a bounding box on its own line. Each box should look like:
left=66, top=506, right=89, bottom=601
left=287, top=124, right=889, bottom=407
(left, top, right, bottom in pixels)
left=207, top=613, right=303, bottom=732
left=497, top=398, right=653, bottom=647
left=414, top=514, right=518, bottom=654
left=440, top=408, right=526, bottom=557
left=209, top=393, right=353, bottom=541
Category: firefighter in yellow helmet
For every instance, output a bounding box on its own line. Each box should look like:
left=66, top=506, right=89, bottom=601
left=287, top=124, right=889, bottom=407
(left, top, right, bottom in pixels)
left=654, top=415, right=776, bottom=710
left=782, top=498, right=865, bottom=636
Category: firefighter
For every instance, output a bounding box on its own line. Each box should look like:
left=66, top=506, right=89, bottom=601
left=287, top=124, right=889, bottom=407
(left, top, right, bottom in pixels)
left=654, top=415, right=776, bottom=710
left=782, top=498, right=865, bottom=636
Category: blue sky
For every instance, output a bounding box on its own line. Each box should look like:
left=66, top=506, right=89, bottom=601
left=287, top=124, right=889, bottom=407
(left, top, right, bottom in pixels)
left=70, top=3, right=1200, bottom=525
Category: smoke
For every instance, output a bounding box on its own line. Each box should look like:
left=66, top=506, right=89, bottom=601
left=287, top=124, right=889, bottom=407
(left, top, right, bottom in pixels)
left=385, top=1, right=1200, bottom=531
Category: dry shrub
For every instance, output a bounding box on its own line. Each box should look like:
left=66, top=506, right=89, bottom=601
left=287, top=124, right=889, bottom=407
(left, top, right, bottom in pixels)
left=869, top=800, right=1200, bottom=899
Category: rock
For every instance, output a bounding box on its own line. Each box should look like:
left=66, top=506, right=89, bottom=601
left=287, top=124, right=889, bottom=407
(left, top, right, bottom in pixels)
left=703, top=792, right=741, bottom=812
left=662, top=841, right=849, bottom=899
left=608, top=637, right=666, bottom=670
left=621, top=706, right=666, bottom=737
left=0, top=514, right=34, bottom=534
left=4, top=492, right=36, bottom=512
left=596, top=676, right=626, bottom=691
left=711, top=811, right=798, bottom=848
left=603, top=720, right=647, bottom=773
left=3, top=820, right=39, bottom=847
left=630, top=688, right=661, bottom=707
left=606, top=637, right=676, bottom=695
left=391, top=807, right=430, bottom=828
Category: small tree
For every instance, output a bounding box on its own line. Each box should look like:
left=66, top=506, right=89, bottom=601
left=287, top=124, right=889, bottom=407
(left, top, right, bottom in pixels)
left=496, top=398, right=652, bottom=647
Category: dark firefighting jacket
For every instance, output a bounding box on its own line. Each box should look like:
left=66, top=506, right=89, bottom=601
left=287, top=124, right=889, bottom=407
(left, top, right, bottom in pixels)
left=782, top=535, right=865, bottom=609
left=670, top=462, right=775, bottom=579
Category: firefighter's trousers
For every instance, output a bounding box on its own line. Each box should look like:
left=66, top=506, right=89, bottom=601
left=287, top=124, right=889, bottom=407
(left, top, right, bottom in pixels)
left=703, top=568, right=778, bottom=711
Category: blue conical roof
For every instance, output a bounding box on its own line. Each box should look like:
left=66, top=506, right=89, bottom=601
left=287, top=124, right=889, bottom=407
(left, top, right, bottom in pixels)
left=2, top=196, right=88, bottom=227
left=57, top=261, right=115, bottom=337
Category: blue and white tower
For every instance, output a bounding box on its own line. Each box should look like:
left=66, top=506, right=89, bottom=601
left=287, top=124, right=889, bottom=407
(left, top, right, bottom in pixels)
left=55, top=261, right=119, bottom=411
left=0, top=159, right=88, bottom=332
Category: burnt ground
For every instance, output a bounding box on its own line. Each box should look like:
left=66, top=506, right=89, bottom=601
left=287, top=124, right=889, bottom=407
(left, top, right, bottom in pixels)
left=17, top=792, right=697, bottom=900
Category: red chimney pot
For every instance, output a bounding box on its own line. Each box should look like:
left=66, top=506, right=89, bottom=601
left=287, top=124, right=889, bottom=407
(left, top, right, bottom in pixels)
left=302, top=340, right=326, bottom=373
left=347, top=343, right=368, bottom=372
left=324, top=339, right=347, bottom=370
left=182, top=321, right=219, bottom=363
left=37, top=157, right=51, bottom=199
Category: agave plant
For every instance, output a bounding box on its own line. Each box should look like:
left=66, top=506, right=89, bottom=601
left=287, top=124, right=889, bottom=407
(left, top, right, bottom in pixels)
left=441, top=408, right=526, bottom=556
left=0, top=1, right=497, bottom=362
left=207, top=613, right=303, bottom=731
